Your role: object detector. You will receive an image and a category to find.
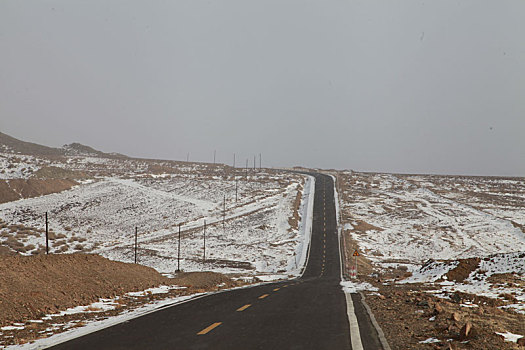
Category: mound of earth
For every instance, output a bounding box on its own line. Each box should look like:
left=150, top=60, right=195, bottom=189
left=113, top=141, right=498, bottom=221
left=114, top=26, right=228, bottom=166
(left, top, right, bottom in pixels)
left=0, top=253, right=169, bottom=326
left=0, top=178, right=78, bottom=204
left=174, top=271, right=237, bottom=289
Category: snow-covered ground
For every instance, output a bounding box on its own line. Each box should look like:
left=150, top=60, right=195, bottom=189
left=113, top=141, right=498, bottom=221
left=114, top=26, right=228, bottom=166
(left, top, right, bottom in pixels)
left=338, top=171, right=525, bottom=314
left=339, top=172, right=525, bottom=263
left=0, top=151, right=314, bottom=280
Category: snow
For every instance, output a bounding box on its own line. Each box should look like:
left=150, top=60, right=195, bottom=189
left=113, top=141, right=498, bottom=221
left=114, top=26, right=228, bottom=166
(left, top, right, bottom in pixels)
left=340, top=280, right=378, bottom=294
left=495, top=331, right=523, bottom=343
left=399, top=252, right=525, bottom=314
left=7, top=293, right=203, bottom=350
left=126, top=285, right=185, bottom=297
left=1, top=326, right=25, bottom=331
left=0, top=153, right=42, bottom=179
left=0, top=161, right=313, bottom=280
left=419, top=337, right=440, bottom=344
left=339, top=171, right=525, bottom=312
left=340, top=173, right=525, bottom=263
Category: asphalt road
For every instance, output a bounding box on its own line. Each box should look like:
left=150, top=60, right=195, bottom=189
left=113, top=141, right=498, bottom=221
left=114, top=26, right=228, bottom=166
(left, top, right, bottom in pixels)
left=50, top=173, right=383, bottom=350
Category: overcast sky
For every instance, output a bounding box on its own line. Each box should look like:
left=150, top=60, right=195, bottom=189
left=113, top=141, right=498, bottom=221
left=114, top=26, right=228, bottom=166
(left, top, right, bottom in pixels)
left=1, top=0, right=524, bottom=176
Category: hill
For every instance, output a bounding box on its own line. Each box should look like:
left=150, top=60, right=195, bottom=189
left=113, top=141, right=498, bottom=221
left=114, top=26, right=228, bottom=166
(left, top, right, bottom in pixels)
left=0, top=131, right=127, bottom=159
left=0, top=132, right=64, bottom=156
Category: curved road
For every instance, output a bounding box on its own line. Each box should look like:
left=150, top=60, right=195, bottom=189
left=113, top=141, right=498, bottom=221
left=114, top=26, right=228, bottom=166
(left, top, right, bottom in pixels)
left=51, top=173, right=383, bottom=349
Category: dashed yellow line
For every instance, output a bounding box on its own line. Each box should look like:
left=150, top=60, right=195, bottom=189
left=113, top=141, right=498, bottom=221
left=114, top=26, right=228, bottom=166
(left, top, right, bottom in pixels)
left=236, top=304, right=251, bottom=312
left=197, top=322, right=222, bottom=335
left=273, top=287, right=280, bottom=291
left=258, top=294, right=269, bottom=299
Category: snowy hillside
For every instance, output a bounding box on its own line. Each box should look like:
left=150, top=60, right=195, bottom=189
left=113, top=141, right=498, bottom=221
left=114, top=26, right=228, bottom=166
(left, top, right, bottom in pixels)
left=0, top=143, right=313, bottom=281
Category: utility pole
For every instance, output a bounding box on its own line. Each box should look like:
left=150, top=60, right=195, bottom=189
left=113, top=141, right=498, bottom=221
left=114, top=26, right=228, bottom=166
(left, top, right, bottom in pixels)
left=253, top=155, right=256, bottom=170
left=214, top=150, right=216, bottom=164
left=233, top=153, right=236, bottom=168
left=177, top=224, right=181, bottom=272
left=45, top=212, right=49, bottom=255
left=223, top=195, right=226, bottom=234
left=203, top=220, right=206, bottom=263
left=259, top=153, right=262, bottom=169
left=134, top=226, right=138, bottom=264
left=245, top=159, right=248, bottom=179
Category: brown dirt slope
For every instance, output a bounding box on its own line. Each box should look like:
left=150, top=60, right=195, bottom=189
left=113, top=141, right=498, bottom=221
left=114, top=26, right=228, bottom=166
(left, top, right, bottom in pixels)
left=0, top=179, right=78, bottom=204
left=0, top=254, right=169, bottom=326
left=0, top=132, right=64, bottom=156
left=446, top=257, right=481, bottom=282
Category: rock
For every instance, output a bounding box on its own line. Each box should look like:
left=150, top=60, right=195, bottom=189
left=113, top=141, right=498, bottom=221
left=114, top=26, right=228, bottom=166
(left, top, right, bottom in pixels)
left=451, top=312, right=461, bottom=322
left=378, top=294, right=386, bottom=300
left=434, top=303, right=443, bottom=314
left=459, top=321, right=472, bottom=340
left=450, top=293, right=461, bottom=303
left=417, top=300, right=429, bottom=308
left=517, top=337, right=525, bottom=346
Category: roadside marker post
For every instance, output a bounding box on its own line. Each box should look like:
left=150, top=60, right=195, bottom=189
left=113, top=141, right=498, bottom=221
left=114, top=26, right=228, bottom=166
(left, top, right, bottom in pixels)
left=353, top=250, right=359, bottom=279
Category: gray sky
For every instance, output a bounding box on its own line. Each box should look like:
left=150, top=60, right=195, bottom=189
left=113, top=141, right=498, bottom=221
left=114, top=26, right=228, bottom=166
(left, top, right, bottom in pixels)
left=1, top=0, right=524, bottom=176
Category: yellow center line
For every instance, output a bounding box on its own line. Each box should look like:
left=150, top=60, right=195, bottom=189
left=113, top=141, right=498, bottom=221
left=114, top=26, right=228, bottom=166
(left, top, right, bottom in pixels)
left=197, top=322, right=222, bottom=335
left=258, top=294, right=269, bottom=299
left=273, top=288, right=280, bottom=291
left=236, top=304, right=251, bottom=312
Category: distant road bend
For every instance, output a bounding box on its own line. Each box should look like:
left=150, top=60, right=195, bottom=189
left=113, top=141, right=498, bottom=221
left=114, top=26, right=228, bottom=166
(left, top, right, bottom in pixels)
left=51, top=174, right=384, bottom=349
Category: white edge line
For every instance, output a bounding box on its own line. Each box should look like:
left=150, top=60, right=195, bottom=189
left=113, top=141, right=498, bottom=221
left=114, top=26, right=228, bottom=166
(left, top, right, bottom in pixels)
left=358, top=291, right=393, bottom=350
left=298, top=174, right=315, bottom=278
left=330, top=173, right=364, bottom=350
left=330, top=173, right=391, bottom=350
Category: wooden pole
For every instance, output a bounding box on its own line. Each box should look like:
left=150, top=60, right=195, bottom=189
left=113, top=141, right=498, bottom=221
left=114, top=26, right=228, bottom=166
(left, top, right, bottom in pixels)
left=203, top=220, right=206, bottom=263
left=233, top=153, right=236, bottom=168
left=134, top=226, right=138, bottom=264
left=45, top=212, right=49, bottom=255
left=177, top=224, right=181, bottom=272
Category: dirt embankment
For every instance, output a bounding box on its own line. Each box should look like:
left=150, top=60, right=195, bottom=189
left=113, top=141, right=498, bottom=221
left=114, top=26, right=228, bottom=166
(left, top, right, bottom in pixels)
left=0, top=178, right=78, bottom=204
left=0, top=254, right=170, bottom=326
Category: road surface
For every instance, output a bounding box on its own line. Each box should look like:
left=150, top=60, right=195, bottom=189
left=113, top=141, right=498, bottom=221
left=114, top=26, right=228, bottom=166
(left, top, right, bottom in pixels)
left=51, top=173, right=383, bottom=349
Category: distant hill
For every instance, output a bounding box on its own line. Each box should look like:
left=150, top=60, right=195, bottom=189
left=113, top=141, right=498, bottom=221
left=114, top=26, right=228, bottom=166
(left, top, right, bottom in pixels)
left=0, top=131, right=64, bottom=156
left=62, top=143, right=127, bottom=158
left=0, top=132, right=127, bottom=159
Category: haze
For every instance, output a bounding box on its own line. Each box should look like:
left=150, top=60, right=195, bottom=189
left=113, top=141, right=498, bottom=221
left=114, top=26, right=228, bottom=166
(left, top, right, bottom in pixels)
left=1, top=0, right=524, bottom=176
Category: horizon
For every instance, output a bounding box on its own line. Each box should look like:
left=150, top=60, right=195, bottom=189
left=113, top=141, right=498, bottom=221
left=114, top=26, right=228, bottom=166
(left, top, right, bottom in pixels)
left=1, top=1, right=524, bottom=177
left=1, top=129, right=523, bottom=179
